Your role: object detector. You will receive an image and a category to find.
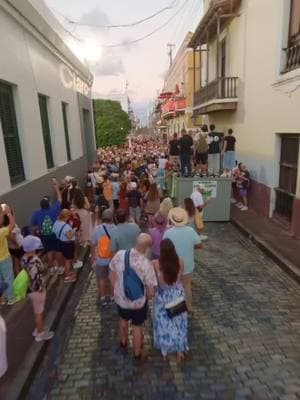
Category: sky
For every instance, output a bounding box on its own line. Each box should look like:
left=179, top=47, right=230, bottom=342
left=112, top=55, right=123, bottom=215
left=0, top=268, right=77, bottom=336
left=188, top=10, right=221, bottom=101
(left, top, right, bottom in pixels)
left=45, top=0, right=204, bottom=124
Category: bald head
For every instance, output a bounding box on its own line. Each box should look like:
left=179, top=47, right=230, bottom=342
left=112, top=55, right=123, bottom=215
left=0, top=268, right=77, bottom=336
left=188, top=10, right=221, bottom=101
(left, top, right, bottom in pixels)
left=135, top=233, right=152, bottom=254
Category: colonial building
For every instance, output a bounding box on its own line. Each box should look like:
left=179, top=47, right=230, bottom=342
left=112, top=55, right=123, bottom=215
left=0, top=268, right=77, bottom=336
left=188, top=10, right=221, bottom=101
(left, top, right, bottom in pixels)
left=0, top=0, right=96, bottom=226
left=189, top=0, right=300, bottom=236
left=158, top=33, right=202, bottom=138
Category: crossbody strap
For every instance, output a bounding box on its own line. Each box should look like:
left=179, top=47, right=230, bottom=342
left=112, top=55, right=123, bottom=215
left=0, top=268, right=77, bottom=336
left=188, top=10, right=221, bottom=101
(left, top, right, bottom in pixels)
left=58, top=223, right=67, bottom=240
left=103, top=224, right=111, bottom=240
left=124, top=250, right=130, bottom=271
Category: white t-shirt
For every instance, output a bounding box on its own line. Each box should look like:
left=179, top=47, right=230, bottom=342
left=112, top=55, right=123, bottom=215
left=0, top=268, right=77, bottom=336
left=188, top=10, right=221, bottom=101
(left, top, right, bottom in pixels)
left=88, top=172, right=102, bottom=188
left=191, top=190, right=204, bottom=208
left=158, top=158, right=167, bottom=169
left=0, top=316, right=7, bottom=378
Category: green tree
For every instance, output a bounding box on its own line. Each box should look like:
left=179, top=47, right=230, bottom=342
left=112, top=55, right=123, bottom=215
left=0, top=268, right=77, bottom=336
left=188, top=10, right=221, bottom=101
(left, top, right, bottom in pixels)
left=93, top=99, right=131, bottom=147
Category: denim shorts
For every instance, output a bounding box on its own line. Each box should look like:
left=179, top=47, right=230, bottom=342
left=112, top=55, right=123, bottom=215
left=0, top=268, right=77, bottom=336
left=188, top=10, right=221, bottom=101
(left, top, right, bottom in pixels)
left=117, top=301, right=148, bottom=326
left=223, top=151, right=236, bottom=170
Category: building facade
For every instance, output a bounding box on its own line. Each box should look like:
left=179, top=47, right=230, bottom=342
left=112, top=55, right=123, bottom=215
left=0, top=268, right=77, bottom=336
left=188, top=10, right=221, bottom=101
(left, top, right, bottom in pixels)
left=190, top=0, right=300, bottom=237
left=158, top=33, right=202, bottom=138
left=0, top=0, right=96, bottom=226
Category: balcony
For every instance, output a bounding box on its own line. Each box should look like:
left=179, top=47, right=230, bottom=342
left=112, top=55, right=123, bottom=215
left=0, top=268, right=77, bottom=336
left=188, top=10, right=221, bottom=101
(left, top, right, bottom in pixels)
left=193, top=77, right=238, bottom=114
left=284, top=43, right=300, bottom=73
left=161, top=97, right=187, bottom=119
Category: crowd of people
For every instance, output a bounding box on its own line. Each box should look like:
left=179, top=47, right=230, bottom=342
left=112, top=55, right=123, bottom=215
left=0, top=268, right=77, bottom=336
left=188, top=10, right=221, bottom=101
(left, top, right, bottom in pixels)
left=0, top=130, right=250, bottom=372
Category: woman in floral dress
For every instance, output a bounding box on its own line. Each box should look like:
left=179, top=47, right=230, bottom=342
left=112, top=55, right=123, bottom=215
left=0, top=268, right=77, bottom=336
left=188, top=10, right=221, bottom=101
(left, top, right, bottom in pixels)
left=152, top=239, right=188, bottom=362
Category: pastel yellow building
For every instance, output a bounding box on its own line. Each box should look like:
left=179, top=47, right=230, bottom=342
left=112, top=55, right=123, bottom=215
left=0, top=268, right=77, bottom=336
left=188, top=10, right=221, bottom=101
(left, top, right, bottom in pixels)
left=160, top=32, right=202, bottom=137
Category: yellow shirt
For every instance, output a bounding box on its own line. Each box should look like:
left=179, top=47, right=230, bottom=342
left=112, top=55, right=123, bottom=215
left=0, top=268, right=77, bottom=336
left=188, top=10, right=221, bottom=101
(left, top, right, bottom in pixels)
left=0, top=227, right=10, bottom=262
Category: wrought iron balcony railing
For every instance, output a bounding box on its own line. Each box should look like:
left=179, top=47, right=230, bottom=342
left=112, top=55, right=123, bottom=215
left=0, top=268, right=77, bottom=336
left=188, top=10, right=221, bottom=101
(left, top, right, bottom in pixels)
left=194, top=77, right=238, bottom=106
left=284, top=43, right=300, bottom=73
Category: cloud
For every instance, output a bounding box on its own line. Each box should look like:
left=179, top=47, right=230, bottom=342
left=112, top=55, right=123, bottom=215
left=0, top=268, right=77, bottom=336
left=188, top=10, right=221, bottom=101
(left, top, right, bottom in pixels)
left=79, top=8, right=110, bottom=27
left=91, top=52, right=125, bottom=76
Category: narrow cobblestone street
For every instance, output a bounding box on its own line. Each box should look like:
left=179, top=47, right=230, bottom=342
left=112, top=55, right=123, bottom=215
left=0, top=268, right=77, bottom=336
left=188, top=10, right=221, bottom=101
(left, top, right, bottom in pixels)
left=43, top=223, right=300, bottom=400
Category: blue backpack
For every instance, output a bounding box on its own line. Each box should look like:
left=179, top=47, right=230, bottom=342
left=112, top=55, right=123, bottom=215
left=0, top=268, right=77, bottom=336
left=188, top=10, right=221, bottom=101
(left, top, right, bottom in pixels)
left=123, top=250, right=144, bottom=301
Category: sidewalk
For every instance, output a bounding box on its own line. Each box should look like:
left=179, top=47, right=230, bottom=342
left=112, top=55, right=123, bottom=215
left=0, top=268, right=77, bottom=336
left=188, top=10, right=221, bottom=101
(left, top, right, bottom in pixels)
left=231, top=205, right=300, bottom=282
left=0, top=261, right=90, bottom=400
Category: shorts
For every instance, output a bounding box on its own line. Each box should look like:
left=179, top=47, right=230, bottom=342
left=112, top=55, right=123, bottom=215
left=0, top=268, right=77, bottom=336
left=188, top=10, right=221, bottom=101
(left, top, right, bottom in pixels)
left=9, top=247, right=24, bottom=259
left=40, top=235, right=60, bottom=252
left=29, top=290, right=46, bottom=314
left=59, top=241, right=75, bottom=260
left=95, top=264, right=109, bottom=280
left=117, top=301, right=148, bottom=326
left=239, top=188, right=248, bottom=198
left=196, top=152, right=208, bottom=165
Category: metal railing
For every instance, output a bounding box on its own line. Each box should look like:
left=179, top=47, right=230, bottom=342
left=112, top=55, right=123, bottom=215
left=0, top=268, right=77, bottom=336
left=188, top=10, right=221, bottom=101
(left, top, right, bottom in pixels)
left=284, top=43, right=300, bottom=73
left=194, top=76, right=238, bottom=106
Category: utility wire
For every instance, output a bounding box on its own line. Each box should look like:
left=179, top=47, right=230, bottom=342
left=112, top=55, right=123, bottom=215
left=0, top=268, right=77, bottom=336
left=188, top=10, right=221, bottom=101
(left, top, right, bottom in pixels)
left=104, top=0, right=190, bottom=48
left=62, top=1, right=190, bottom=48
left=51, top=0, right=179, bottom=29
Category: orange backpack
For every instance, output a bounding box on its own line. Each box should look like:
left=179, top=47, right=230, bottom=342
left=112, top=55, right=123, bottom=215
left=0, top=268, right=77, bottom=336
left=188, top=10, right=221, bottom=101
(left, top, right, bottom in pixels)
left=97, top=225, right=112, bottom=259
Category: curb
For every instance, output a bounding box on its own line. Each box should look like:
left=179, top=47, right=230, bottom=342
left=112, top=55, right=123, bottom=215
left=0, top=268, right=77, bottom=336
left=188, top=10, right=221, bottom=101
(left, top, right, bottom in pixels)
left=4, top=264, right=89, bottom=400
left=231, top=217, right=300, bottom=284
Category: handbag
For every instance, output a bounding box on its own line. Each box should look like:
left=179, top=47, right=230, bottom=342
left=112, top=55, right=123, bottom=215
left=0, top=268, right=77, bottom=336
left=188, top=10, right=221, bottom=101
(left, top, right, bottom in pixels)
left=13, top=269, right=29, bottom=300
left=123, top=250, right=144, bottom=301
left=195, top=209, right=204, bottom=231
left=165, top=296, right=188, bottom=319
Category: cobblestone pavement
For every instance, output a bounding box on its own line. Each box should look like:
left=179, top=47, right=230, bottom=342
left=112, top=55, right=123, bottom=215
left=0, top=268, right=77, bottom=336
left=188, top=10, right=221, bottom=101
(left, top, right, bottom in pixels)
left=45, top=223, right=300, bottom=400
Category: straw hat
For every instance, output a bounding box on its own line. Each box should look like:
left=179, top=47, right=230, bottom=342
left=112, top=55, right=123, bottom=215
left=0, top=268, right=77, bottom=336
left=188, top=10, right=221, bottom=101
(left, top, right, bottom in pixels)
left=168, top=207, right=188, bottom=227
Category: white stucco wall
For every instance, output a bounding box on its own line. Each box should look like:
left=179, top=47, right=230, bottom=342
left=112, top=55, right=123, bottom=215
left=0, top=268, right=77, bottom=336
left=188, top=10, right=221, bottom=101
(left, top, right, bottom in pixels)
left=0, top=1, right=92, bottom=195
left=205, top=0, right=300, bottom=204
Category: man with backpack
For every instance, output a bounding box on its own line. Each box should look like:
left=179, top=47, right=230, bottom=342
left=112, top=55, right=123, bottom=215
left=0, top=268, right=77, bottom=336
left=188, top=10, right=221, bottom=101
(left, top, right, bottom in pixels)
left=31, top=180, right=62, bottom=275
left=91, top=209, right=116, bottom=307
left=109, top=233, right=157, bottom=360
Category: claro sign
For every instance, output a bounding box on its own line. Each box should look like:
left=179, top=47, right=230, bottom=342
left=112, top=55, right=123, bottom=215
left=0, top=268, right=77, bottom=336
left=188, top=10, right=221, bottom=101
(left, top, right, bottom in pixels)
left=59, top=64, right=92, bottom=96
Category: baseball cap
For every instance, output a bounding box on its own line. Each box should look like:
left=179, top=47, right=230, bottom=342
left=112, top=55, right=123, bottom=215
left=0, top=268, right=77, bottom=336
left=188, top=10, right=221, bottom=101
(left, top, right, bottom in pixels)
left=22, top=235, right=43, bottom=252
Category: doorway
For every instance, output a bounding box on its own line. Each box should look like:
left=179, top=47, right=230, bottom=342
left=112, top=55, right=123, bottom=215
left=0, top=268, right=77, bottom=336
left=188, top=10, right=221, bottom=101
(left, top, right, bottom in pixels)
left=275, top=135, right=299, bottom=219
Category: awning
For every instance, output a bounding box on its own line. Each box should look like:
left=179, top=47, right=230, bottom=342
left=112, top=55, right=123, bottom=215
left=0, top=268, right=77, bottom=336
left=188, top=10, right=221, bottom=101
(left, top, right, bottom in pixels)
left=189, top=0, right=241, bottom=48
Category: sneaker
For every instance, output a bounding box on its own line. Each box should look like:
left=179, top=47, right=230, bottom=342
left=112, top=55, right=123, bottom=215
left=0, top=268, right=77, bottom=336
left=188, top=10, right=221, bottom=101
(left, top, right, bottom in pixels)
left=230, top=198, right=237, bottom=204
left=32, top=329, right=37, bottom=337
left=200, top=234, right=208, bottom=241
left=35, top=331, right=54, bottom=342
left=236, top=202, right=243, bottom=208
left=57, top=267, right=65, bottom=275
left=0, top=297, right=7, bottom=306
left=73, top=260, right=83, bottom=270
left=64, top=275, right=77, bottom=283
left=240, top=206, right=248, bottom=211
left=7, top=297, right=21, bottom=305
left=100, top=296, right=108, bottom=306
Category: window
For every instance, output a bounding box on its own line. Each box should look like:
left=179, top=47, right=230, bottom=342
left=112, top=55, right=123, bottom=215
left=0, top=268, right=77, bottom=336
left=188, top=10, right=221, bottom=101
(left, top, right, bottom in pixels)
left=289, top=0, right=300, bottom=45
left=275, top=135, right=299, bottom=220
left=62, top=102, right=71, bottom=161
left=38, top=94, right=54, bottom=169
left=0, top=81, right=25, bottom=185
left=284, top=0, right=300, bottom=72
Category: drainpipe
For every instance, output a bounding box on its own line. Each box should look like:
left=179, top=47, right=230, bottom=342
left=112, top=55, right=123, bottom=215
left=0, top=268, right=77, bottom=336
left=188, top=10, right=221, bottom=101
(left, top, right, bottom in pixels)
left=193, top=48, right=196, bottom=93
left=206, top=28, right=209, bottom=86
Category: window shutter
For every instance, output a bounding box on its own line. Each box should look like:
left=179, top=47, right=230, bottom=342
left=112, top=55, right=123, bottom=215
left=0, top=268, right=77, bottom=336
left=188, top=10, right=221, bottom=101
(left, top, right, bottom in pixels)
left=38, top=94, right=54, bottom=169
left=62, top=102, right=71, bottom=161
left=0, top=82, right=25, bottom=185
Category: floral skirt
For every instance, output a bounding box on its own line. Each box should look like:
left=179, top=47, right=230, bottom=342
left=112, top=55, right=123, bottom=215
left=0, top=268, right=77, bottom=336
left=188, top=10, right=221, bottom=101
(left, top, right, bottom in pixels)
left=153, top=283, right=188, bottom=356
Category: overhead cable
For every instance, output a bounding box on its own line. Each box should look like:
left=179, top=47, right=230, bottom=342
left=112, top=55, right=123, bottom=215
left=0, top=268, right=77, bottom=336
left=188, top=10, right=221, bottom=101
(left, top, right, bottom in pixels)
left=51, top=0, right=179, bottom=29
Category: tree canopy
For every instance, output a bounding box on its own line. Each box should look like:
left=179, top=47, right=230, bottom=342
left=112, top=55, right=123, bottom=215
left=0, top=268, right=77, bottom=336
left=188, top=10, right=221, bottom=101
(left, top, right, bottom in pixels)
left=93, top=99, right=131, bottom=148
